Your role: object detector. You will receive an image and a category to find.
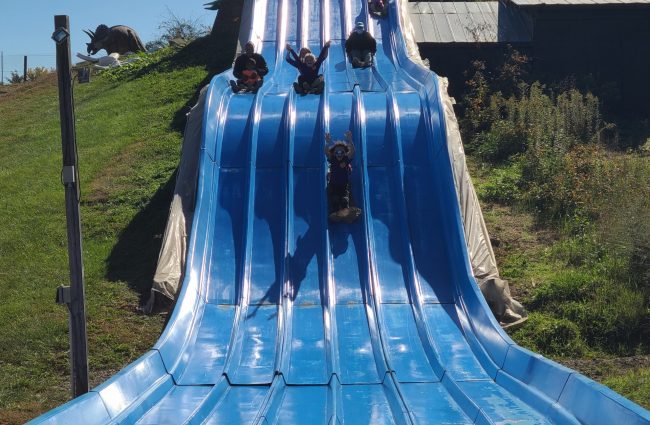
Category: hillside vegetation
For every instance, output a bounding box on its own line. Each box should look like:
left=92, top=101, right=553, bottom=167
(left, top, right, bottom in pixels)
left=460, top=51, right=650, bottom=408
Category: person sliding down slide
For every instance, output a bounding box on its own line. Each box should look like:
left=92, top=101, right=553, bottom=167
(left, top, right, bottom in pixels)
left=230, top=58, right=263, bottom=93
left=345, top=22, right=377, bottom=68
left=286, top=41, right=331, bottom=95
left=324, top=131, right=362, bottom=223
left=369, top=0, right=388, bottom=17
left=230, top=41, right=268, bottom=93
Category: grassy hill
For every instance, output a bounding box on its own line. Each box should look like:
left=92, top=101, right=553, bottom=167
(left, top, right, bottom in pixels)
left=0, top=34, right=237, bottom=423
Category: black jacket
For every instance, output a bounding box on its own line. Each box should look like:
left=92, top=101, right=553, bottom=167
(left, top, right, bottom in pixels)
left=286, top=44, right=330, bottom=84
left=233, top=53, right=269, bottom=79
left=345, top=31, right=377, bottom=54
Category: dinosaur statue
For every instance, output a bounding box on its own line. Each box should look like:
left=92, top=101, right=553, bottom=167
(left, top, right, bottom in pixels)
left=84, top=25, right=146, bottom=56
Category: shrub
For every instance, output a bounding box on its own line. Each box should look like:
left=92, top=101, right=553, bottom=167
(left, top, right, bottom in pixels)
left=464, top=79, right=607, bottom=223
left=510, top=312, right=587, bottom=357
left=473, top=120, right=526, bottom=163
left=6, top=67, right=51, bottom=84
left=640, top=138, right=650, bottom=155
left=561, top=284, right=646, bottom=353
left=527, top=266, right=648, bottom=354
left=596, top=156, right=650, bottom=296
left=521, top=142, right=611, bottom=223
left=494, top=45, right=529, bottom=98
left=475, top=162, right=521, bottom=204
left=459, top=46, right=650, bottom=358
left=145, top=9, right=210, bottom=51
left=461, top=60, right=495, bottom=140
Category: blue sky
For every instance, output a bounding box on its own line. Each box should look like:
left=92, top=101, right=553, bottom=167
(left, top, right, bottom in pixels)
left=0, top=0, right=215, bottom=79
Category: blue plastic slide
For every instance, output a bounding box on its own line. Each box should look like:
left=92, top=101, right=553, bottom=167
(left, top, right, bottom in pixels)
left=29, top=0, right=650, bottom=423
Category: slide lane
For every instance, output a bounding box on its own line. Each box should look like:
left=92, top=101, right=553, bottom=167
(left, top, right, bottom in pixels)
left=340, top=0, right=384, bottom=92
left=326, top=82, right=412, bottom=424
left=356, top=85, right=473, bottom=425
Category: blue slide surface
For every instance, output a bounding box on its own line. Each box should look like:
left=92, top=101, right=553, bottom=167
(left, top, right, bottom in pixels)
left=30, top=0, right=650, bottom=423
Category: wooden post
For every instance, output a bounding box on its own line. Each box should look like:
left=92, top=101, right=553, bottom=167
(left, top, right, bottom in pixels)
left=53, top=14, right=89, bottom=398
left=23, top=55, right=27, bottom=82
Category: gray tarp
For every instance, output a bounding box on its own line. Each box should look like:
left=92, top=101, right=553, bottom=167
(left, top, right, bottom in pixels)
left=147, top=12, right=526, bottom=325
left=141, top=87, right=206, bottom=313
left=437, top=77, right=527, bottom=326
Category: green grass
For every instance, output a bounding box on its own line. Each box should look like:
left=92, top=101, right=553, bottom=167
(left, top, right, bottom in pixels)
left=604, top=368, right=650, bottom=410
left=0, top=3, right=241, bottom=418
left=468, top=147, right=650, bottom=407
left=0, top=46, right=213, bottom=423
left=470, top=159, right=650, bottom=408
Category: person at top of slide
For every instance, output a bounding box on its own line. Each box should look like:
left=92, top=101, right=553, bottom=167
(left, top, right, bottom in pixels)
left=230, top=57, right=263, bottom=93
left=345, top=21, right=376, bottom=68
left=369, top=0, right=388, bottom=17
left=286, top=41, right=331, bottom=95
left=230, top=41, right=268, bottom=93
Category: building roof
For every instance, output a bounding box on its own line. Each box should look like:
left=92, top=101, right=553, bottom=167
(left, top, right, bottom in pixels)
left=506, top=0, right=650, bottom=7
left=408, top=2, right=533, bottom=43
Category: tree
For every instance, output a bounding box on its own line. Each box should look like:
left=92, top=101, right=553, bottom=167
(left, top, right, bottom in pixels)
left=145, top=9, right=210, bottom=51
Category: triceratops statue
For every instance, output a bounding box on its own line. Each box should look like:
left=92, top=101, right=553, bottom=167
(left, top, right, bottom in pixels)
left=84, top=25, right=146, bottom=56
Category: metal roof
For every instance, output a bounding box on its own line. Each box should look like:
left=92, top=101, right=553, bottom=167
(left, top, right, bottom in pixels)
left=506, top=0, right=650, bottom=6
left=408, top=2, right=533, bottom=43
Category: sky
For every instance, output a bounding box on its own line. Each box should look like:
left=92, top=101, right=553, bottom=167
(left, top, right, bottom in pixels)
left=0, top=0, right=216, bottom=80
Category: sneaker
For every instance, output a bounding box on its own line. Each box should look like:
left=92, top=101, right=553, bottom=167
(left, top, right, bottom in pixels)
left=230, top=80, right=240, bottom=93
left=293, top=82, right=304, bottom=94
left=352, top=58, right=361, bottom=67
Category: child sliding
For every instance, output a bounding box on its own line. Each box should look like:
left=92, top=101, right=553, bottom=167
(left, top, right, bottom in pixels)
left=324, top=130, right=362, bottom=223
left=286, top=41, right=331, bottom=95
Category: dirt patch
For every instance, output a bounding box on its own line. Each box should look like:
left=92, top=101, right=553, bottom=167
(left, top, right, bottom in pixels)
left=0, top=73, right=58, bottom=104
left=1, top=405, right=46, bottom=425
left=483, top=204, right=558, bottom=251
left=481, top=203, right=558, bottom=300
left=560, top=355, right=650, bottom=381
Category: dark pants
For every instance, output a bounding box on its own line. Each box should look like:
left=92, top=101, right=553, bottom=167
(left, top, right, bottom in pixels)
left=327, top=183, right=350, bottom=213
left=349, top=50, right=373, bottom=67
left=232, top=78, right=263, bottom=93
left=297, top=75, right=325, bottom=91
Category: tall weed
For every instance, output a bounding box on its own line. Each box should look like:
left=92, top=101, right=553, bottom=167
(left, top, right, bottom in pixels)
left=596, top=156, right=650, bottom=295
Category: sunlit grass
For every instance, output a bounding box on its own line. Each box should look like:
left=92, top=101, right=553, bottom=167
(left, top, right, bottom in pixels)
left=0, top=50, right=207, bottom=423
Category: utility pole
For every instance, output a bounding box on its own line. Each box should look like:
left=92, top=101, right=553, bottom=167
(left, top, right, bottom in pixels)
left=23, top=55, right=27, bottom=82
left=52, top=15, right=89, bottom=398
left=1, top=51, right=4, bottom=85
